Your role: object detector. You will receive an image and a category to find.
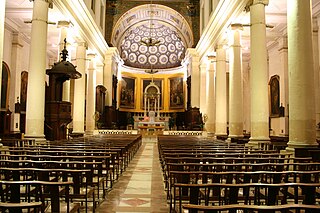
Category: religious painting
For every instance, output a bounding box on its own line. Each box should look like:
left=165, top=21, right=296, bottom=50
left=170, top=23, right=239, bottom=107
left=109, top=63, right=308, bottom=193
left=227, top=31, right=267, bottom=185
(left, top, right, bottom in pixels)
left=169, top=77, right=184, bottom=109
left=269, top=75, right=280, bottom=117
left=1, top=62, right=10, bottom=109
left=20, top=71, right=28, bottom=112
left=141, top=78, right=163, bottom=109
left=120, top=76, right=135, bottom=109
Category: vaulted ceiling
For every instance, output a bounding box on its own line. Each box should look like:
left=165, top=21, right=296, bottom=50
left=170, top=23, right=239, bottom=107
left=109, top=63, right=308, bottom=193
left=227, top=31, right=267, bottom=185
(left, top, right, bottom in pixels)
left=5, top=0, right=320, bottom=67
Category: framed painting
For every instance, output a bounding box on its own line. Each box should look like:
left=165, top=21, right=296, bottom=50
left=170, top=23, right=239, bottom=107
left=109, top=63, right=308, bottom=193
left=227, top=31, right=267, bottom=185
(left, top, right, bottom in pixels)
left=169, top=77, right=184, bottom=109
left=269, top=75, right=280, bottom=117
left=141, top=78, right=163, bottom=109
left=120, top=76, right=135, bottom=109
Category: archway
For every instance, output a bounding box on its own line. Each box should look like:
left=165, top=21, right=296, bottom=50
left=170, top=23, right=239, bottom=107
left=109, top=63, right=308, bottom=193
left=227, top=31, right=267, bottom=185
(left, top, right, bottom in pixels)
left=0, top=62, right=11, bottom=134
left=111, top=4, right=194, bottom=70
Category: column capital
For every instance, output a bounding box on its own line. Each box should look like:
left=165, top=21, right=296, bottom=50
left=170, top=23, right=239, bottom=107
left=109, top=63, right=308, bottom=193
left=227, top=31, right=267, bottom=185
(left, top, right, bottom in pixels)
left=30, top=0, right=53, bottom=8
left=12, top=33, right=24, bottom=48
left=185, top=48, right=199, bottom=58
left=230, top=23, right=243, bottom=31
left=245, top=0, right=269, bottom=12
left=313, top=17, right=318, bottom=32
left=76, top=41, right=88, bottom=49
left=57, top=20, right=73, bottom=28
left=207, top=55, right=216, bottom=62
left=105, top=47, right=121, bottom=62
left=252, top=0, right=269, bottom=5
left=277, top=36, right=288, bottom=51
left=87, top=53, right=96, bottom=60
left=215, top=44, right=226, bottom=51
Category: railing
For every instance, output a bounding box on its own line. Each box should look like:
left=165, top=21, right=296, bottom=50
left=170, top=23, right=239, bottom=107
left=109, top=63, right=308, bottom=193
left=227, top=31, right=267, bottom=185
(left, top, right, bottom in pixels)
left=163, top=131, right=203, bottom=136
left=96, top=130, right=138, bottom=135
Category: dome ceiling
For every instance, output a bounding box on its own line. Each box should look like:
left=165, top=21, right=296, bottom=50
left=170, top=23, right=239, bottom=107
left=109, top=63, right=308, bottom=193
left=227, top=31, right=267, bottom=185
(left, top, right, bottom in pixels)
left=112, top=4, right=194, bottom=71
left=120, top=22, right=186, bottom=69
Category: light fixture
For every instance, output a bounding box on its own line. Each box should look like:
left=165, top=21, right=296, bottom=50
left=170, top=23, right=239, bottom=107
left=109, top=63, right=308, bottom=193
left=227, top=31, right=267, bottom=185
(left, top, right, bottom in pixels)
left=145, top=69, right=158, bottom=74
left=140, top=0, right=161, bottom=47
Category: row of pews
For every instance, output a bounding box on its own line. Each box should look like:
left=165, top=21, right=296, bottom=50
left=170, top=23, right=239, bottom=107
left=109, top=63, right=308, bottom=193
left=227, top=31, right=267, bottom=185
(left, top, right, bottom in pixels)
left=0, top=134, right=142, bottom=212
left=158, top=135, right=320, bottom=213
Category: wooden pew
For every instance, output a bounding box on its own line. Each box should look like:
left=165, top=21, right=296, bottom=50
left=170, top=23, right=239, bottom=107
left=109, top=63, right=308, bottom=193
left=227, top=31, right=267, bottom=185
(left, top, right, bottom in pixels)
left=173, top=182, right=320, bottom=213
left=183, top=203, right=320, bottom=213
left=168, top=170, right=320, bottom=212
left=0, top=180, right=80, bottom=213
left=0, top=202, right=42, bottom=213
left=0, top=167, right=95, bottom=212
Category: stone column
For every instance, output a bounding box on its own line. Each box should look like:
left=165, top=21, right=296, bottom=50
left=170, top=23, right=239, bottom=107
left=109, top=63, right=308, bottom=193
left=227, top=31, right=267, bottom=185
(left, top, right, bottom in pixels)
left=57, top=21, right=72, bottom=102
left=248, top=0, right=270, bottom=145
left=9, top=33, right=24, bottom=133
left=0, top=0, right=5, bottom=104
left=86, top=53, right=96, bottom=134
left=200, top=62, right=207, bottom=114
left=215, top=45, right=228, bottom=136
left=287, top=0, right=318, bottom=151
left=278, top=36, right=289, bottom=136
left=228, top=24, right=244, bottom=140
left=72, top=41, right=87, bottom=134
left=96, top=63, right=104, bottom=85
left=206, top=56, right=216, bottom=137
left=315, top=17, right=320, bottom=140
left=25, top=0, right=52, bottom=139
left=186, top=48, right=200, bottom=108
left=104, top=47, right=118, bottom=107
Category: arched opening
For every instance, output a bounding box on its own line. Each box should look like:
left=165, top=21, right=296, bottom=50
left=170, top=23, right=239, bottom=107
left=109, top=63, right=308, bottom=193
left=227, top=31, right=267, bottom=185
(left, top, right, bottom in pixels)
left=111, top=4, right=193, bottom=70
left=20, top=71, right=28, bottom=133
left=1, top=62, right=10, bottom=110
left=0, top=62, right=12, bottom=135
left=95, top=85, right=107, bottom=129
left=269, top=75, right=280, bottom=117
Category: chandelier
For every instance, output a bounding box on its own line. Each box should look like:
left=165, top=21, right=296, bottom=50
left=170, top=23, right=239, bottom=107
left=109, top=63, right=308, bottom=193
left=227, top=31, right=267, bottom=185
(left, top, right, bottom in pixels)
left=140, top=0, right=161, bottom=47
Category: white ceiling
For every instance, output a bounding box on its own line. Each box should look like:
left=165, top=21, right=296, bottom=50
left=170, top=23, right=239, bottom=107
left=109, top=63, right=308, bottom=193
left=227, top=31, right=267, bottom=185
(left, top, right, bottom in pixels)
left=4, top=0, right=320, bottom=63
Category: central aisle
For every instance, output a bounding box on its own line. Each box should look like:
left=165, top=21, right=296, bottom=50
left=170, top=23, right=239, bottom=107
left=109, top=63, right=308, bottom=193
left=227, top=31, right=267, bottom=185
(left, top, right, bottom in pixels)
left=96, top=141, right=169, bottom=212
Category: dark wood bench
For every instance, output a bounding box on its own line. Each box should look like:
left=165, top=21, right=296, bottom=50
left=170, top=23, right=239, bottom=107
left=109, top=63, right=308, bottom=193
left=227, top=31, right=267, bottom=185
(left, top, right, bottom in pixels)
left=168, top=170, right=320, bottom=211
left=173, top=182, right=320, bottom=213
left=0, top=180, right=80, bottom=213
left=0, top=201, right=43, bottom=213
left=0, top=167, right=95, bottom=212
left=183, top=203, right=320, bottom=213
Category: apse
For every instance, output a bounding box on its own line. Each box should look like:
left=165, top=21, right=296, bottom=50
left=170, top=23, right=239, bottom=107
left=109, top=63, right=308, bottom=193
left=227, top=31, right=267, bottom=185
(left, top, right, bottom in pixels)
left=111, top=3, right=194, bottom=71
left=120, top=22, right=186, bottom=69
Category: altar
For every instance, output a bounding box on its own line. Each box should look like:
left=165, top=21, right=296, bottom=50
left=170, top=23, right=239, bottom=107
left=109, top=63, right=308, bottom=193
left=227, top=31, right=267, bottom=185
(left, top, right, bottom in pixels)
left=138, top=111, right=165, bottom=136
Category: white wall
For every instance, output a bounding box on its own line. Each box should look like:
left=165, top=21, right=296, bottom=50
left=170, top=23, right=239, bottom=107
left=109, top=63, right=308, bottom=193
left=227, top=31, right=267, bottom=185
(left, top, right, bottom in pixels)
left=3, top=29, right=12, bottom=67
left=242, top=60, right=250, bottom=134
left=200, top=0, right=221, bottom=36
left=83, top=0, right=106, bottom=37
left=268, top=42, right=288, bottom=136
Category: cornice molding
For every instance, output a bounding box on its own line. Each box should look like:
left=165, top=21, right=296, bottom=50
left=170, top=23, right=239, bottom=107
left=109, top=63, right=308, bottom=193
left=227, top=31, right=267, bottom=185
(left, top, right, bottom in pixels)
left=53, top=0, right=108, bottom=64
left=196, top=0, right=248, bottom=61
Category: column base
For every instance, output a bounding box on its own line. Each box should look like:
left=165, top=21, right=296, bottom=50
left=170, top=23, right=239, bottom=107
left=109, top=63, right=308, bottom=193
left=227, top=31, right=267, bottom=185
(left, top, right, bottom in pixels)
left=85, top=130, right=94, bottom=135
left=286, top=140, right=319, bottom=154
left=24, top=134, right=46, bottom=140
left=207, top=132, right=216, bottom=138
left=24, top=135, right=47, bottom=145
left=226, top=135, right=244, bottom=143
left=316, top=128, right=320, bottom=141
left=215, top=133, right=228, bottom=136
left=70, top=131, right=85, bottom=135
left=215, top=133, right=228, bottom=141
left=248, top=137, right=270, bottom=150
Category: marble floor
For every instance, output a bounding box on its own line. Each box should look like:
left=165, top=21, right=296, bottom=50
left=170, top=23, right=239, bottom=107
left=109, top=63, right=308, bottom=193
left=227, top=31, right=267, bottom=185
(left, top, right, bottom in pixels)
left=95, top=140, right=169, bottom=213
